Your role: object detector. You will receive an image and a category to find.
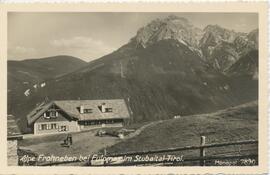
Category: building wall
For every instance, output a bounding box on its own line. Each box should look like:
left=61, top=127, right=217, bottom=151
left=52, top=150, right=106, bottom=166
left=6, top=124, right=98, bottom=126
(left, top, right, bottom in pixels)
left=79, top=119, right=124, bottom=130
left=34, top=120, right=79, bottom=135
left=80, top=122, right=123, bottom=130
left=33, top=106, right=80, bottom=135
left=7, top=140, right=18, bottom=166
left=33, top=105, right=128, bottom=134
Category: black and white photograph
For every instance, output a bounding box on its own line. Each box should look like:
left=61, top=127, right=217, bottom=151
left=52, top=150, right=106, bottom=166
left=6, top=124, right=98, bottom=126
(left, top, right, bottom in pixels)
left=4, top=4, right=267, bottom=172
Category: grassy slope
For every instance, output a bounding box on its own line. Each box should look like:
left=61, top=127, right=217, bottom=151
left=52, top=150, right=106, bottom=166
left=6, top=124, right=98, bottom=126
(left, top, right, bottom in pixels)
left=106, top=101, right=258, bottom=158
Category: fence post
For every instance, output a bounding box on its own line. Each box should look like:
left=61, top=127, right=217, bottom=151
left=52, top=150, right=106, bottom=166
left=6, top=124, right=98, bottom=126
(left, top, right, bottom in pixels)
left=103, top=148, right=107, bottom=156
left=200, top=136, right=206, bottom=166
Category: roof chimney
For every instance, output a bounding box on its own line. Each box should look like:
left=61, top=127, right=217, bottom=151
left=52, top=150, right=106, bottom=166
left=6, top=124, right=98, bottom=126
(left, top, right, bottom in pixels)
left=80, top=105, right=84, bottom=114
left=101, top=103, right=106, bottom=113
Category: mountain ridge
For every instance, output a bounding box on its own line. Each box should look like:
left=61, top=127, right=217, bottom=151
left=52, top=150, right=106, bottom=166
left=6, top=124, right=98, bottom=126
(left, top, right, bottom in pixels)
left=129, top=16, right=258, bottom=73
left=7, top=16, right=258, bottom=133
left=8, top=55, right=87, bottom=121
left=9, top=39, right=258, bottom=133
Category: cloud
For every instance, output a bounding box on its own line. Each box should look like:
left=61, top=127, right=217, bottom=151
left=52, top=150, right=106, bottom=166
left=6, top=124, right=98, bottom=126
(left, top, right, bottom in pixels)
left=8, top=46, right=37, bottom=60
left=50, top=36, right=116, bottom=61
left=233, top=18, right=249, bottom=32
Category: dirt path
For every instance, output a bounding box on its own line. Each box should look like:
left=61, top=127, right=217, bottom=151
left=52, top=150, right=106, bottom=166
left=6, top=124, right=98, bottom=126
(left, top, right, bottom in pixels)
left=124, top=120, right=164, bottom=140
left=19, top=130, right=120, bottom=166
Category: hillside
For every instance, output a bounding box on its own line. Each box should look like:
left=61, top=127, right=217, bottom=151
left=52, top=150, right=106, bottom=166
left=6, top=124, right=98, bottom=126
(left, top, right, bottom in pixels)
left=7, top=16, right=258, bottom=133
left=8, top=55, right=86, bottom=87
left=8, top=55, right=86, bottom=90
left=10, top=39, right=257, bottom=133
left=106, top=101, right=258, bottom=157
left=8, top=55, right=87, bottom=126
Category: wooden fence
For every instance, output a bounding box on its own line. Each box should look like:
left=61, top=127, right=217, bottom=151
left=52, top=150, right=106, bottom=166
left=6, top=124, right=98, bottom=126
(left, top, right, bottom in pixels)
left=95, top=136, right=258, bottom=166
left=36, top=136, right=258, bottom=166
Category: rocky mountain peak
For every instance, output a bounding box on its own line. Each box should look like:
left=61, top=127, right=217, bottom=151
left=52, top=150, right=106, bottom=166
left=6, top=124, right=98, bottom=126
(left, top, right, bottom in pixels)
left=200, top=25, right=240, bottom=47
left=129, top=16, right=258, bottom=75
left=131, top=16, right=203, bottom=48
left=199, top=25, right=258, bottom=73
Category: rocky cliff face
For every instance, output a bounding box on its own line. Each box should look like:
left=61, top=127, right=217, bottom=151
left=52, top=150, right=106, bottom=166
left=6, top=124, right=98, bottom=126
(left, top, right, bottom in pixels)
left=247, top=29, right=259, bottom=49
left=130, top=16, right=258, bottom=74
left=199, top=25, right=258, bottom=72
left=200, top=25, right=240, bottom=45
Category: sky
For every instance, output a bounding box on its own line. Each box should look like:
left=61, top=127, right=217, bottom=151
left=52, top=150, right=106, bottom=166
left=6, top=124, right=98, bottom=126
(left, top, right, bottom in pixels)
left=8, top=12, right=258, bottom=62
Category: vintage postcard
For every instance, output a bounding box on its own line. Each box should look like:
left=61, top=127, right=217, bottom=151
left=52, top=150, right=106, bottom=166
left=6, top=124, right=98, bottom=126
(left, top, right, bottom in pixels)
left=0, top=2, right=268, bottom=175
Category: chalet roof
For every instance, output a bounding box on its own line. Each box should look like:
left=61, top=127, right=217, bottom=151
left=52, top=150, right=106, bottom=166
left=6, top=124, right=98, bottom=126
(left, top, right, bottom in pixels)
left=27, top=99, right=130, bottom=125
left=7, top=115, right=23, bottom=140
left=27, top=101, right=78, bottom=125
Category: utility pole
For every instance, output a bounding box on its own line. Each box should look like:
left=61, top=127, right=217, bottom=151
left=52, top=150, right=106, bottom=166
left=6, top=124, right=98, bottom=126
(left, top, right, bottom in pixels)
left=120, top=61, right=125, bottom=78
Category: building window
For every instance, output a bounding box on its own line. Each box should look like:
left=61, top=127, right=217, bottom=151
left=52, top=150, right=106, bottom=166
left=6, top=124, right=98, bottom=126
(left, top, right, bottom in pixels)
left=44, top=112, right=50, bottom=119
left=105, top=108, right=113, bottom=112
left=44, top=110, right=58, bottom=119
left=99, top=104, right=113, bottom=113
left=83, top=109, right=92, bottom=113
left=80, top=120, right=122, bottom=126
left=51, top=111, right=57, bottom=117
left=41, top=124, right=47, bottom=130
left=83, top=121, right=95, bottom=125
left=51, top=123, right=57, bottom=129
left=39, top=123, right=58, bottom=130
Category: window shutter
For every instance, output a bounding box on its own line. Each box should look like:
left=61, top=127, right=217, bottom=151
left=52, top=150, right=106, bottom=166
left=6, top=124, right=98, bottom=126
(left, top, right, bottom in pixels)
left=44, top=112, right=46, bottom=117
left=38, top=124, right=41, bottom=130
left=56, top=111, right=58, bottom=117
